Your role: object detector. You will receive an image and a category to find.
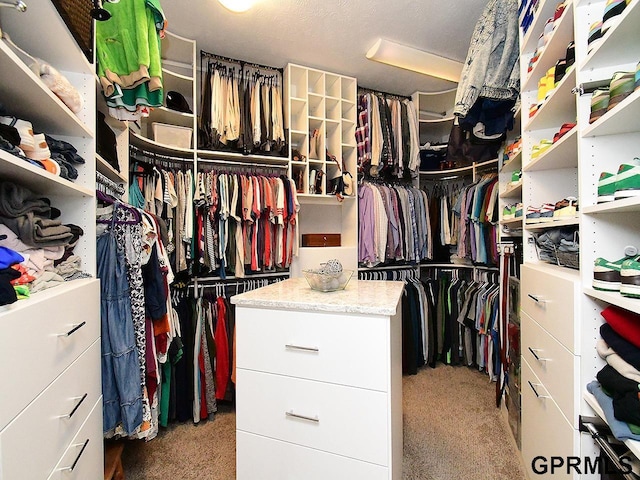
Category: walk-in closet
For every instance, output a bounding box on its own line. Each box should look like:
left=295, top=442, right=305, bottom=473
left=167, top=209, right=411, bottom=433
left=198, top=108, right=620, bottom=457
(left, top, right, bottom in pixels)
left=3, top=0, right=639, bottom=479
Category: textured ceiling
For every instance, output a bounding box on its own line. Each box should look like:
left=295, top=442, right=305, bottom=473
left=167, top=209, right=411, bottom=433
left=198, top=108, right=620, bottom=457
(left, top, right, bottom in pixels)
left=161, top=0, right=489, bottom=96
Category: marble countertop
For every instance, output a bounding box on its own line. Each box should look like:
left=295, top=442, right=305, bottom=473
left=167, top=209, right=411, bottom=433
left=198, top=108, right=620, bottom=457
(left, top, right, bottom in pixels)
left=230, top=277, right=405, bottom=315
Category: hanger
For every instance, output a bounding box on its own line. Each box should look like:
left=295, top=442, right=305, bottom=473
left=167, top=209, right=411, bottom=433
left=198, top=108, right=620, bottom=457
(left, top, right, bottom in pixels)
left=96, top=193, right=141, bottom=225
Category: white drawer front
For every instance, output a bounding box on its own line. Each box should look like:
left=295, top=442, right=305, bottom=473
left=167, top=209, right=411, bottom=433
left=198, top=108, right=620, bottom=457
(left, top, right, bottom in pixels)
left=236, top=369, right=389, bottom=465
left=46, top=398, right=103, bottom=480
left=237, top=431, right=390, bottom=480
left=0, top=340, right=101, bottom=480
left=521, top=265, right=577, bottom=353
left=521, top=358, right=580, bottom=480
left=0, top=279, right=100, bottom=429
left=522, top=312, right=578, bottom=427
left=236, top=306, right=389, bottom=391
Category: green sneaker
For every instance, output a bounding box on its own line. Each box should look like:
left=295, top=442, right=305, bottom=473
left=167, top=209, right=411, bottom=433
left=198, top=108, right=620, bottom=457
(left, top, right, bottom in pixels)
left=589, top=88, right=610, bottom=124
left=510, top=170, right=522, bottom=185
left=594, top=255, right=632, bottom=291
left=503, top=204, right=516, bottom=220
left=608, top=71, right=635, bottom=111
left=598, top=171, right=616, bottom=203
left=621, top=256, right=640, bottom=298
left=615, top=158, right=640, bottom=199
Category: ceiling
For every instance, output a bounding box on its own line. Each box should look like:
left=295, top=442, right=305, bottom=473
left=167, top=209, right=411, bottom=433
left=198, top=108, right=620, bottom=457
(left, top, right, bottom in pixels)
left=161, top=0, right=489, bottom=96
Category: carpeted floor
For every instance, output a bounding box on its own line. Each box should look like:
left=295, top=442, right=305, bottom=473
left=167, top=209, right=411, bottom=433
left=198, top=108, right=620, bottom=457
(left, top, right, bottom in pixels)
left=122, top=365, right=527, bottom=480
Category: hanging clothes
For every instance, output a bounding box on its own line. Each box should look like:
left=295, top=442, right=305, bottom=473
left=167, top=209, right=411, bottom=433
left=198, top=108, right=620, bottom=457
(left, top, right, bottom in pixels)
left=198, top=55, right=287, bottom=157
left=193, top=170, right=298, bottom=277
left=96, top=0, right=167, bottom=120
left=358, top=181, right=431, bottom=266
left=356, top=91, right=420, bottom=180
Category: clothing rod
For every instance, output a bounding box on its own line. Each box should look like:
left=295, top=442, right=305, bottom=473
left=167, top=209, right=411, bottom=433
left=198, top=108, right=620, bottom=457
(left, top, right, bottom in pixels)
left=197, top=157, right=289, bottom=169
left=200, top=49, right=283, bottom=74
left=195, top=272, right=290, bottom=282
left=130, top=145, right=193, bottom=164
left=358, top=264, right=419, bottom=272
left=358, top=86, right=411, bottom=100
left=96, top=171, right=125, bottom=195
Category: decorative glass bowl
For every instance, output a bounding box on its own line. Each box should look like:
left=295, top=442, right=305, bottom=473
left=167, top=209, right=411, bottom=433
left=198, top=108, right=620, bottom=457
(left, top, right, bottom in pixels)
left=303, top=269, right=354, bottom=292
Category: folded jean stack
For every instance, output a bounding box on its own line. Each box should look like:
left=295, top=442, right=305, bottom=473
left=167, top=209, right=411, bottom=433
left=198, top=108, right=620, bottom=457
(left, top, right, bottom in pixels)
left=0, top=113, right=86, bottom=181
left=533, top=226, right=579, bottom=268
left=0, top=181, right=90, bottom=306
left=588, top=305, right=640, bottom=444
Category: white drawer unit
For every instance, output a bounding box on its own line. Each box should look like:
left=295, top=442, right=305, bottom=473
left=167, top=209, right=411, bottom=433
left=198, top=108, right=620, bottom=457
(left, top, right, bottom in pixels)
left=0, top=340, right=101, bottom=480
left=521, top=311, right=579, bottom=427
left=521, top=358, right=581, bottom=480
left=521, top=265, right=580, bottom=353
left=45, top=398, right=104, bottom=480
left=236, top=307, right=389, bottom=391
left=237, top=369, right=389, bottom=465
left=237, top=431, right=389, bottom=480
left=232, top=278, right=404, bottom=480
left=0, top=279, right=100, bottom=430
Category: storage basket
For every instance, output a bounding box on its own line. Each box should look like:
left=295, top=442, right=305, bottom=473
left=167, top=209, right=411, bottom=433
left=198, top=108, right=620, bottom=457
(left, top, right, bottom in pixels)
left=555, top=247, right=580, bottom=270
left=50, top=0, right=93, bottom=62
left=152, top=123, right=193, bottom=149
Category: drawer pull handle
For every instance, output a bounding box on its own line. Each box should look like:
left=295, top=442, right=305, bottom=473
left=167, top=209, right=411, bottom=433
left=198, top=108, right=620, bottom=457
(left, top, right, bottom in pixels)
left=527, top=294, right=546, bottom=305
left=62, top=438, right=89, bottom=472
left=59, top=321, right=87, bottom=337
left=285, top=410, right=320, bottom=423
left=528, top=381, right=550, bottom=399
left=285, top=344, right=319, bottom=353
left=67, top=393, right=88, bottom=419
left=528, top=347, right=549, bottom=362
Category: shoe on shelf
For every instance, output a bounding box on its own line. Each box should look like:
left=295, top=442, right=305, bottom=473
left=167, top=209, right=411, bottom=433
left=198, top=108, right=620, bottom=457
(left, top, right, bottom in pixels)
left=597, top=171, right=617, bottom=202
left=526, top=205, right=541, bottom=223
left=544, top=66, right=557, bottom=99
left=602, top=0, right=628, bottom=35
left=26, top=133, right=51, bottom=161
left=593, top=250, right=638, bottom=292
left=621, top=256, right=640, bottom=298
left=554, top=58, right=568, bottom=86
left=515, top=203, right=524, bottom=218
left=635, top=60, right=640, bottom=92
left=553, top=196, right=578, bottom=218
left=587, top=21, right=603, bottom=54
left=503, top=204, right=516, bottom=220
left=608, top=71, right=635, bottom=111
left=589, top=88, right=610, bottom=124
left=531, top=139, right=553, bottom=159
left=553, top=122, right=576, bottom=143
left=614, top=157, right=640, bottom=199
left=0, top=116, right=35, bottom=153
left=538, top=202, right=556, bottom=222
left=565, top=41, right=576, bottom=73
left=553, top=1, right=567, bottom=21
left=509, top=170, right=522, bottom=185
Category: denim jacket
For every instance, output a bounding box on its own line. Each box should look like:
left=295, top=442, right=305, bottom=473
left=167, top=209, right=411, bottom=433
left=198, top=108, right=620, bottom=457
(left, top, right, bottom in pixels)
left=454, top=0, right=520, bottom=117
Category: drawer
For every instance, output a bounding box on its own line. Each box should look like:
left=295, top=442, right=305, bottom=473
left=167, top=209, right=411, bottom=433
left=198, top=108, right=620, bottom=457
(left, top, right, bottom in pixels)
left=521, top=311, right=579, bottom=427
left=0, top=279, right=100, bottom=429
left=521, top=358, right=580, bottom=480
left=236, top=306, right=389, bottom=391
left=521, top=265, right=579, bottom=353
left=236, top=369, right=389, bottom=466
left=237, top=431, right=389, bottom=480
left=46, top=397, right=104, bottom=480
left=0, top=340, right=101, bottom=480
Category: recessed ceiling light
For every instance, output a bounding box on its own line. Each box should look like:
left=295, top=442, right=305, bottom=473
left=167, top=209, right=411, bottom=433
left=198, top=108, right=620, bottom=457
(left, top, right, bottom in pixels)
left=366, top=38, right=463, bottom=83
left=218, top=0, right=254, bottom=13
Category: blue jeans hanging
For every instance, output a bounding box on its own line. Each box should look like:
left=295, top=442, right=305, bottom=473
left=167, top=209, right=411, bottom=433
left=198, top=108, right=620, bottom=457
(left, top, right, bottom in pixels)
left=97, top=208, right=143, bottom=436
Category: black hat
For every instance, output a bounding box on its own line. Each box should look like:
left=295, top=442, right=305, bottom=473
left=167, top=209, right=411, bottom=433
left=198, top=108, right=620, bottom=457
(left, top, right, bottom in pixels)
left=166, top=91, right=192, bottom=114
